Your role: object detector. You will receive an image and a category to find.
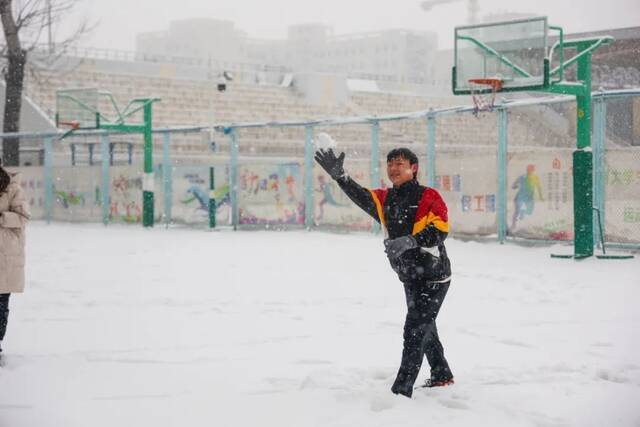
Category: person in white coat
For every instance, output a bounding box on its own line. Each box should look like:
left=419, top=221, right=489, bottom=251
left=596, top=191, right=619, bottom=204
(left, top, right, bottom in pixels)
left=0, top=159, right=30, bottom=360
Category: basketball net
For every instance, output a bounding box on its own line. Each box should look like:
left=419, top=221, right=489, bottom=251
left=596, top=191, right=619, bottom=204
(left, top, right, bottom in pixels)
left=469, top=78, right=503, bottom=116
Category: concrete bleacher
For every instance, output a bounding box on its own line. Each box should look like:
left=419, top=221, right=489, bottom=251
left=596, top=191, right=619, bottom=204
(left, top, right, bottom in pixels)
left=593, top=65, right=640, bottom=89
left=24, top=61, right=573, bottom=160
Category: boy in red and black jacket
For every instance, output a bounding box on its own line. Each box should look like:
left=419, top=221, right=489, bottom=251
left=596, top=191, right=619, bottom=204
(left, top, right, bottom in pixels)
left=315, top=147, right=453, bottom=398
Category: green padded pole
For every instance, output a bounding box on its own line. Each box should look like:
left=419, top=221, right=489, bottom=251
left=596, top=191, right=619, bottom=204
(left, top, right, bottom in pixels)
left=142, top=102, right=154, bottom=227
left=209, top=166, right=216, bottom=229
left=573, top=48, right=594, bottom=258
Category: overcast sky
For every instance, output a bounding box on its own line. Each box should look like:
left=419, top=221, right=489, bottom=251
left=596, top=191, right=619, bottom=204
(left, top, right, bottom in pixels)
left=67, top=0, right=639, bottom=51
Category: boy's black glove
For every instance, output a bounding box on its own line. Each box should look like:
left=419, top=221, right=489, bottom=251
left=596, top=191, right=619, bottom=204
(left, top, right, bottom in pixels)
left=384, top=235, right=418, bottom=260
left=314, top=148, right=345, bottom=180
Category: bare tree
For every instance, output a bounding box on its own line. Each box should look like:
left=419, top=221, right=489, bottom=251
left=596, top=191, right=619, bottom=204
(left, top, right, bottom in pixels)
left=0, top=0, right=89, bottom=166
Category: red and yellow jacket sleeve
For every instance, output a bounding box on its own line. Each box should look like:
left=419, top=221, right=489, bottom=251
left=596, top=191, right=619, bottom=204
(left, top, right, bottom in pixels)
left=369, top=188, right=389, bottom=229
left=335, top=176, right=387, bottom=224
left=412, top=188, right=450, bottom=247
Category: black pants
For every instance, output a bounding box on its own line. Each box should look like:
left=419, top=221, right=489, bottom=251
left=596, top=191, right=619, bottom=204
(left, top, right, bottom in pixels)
left=392, top=281, right=452, bottom=394
left=0, top=293, right=9, bottom=342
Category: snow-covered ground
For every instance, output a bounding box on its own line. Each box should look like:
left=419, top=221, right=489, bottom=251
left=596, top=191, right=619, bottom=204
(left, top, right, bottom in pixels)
left=1, top=223, right=639, bottom=427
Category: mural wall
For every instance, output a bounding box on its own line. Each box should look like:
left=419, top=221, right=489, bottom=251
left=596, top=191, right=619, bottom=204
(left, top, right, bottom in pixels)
left=237, top=162, right=304, bottom=226
left=604, top=150, right=640, bottom=243
left=507, top=151, right=574, bottom=240
left=170, top=165, right=231, bottom=226
left=9, top=147, right=640, bottom=244
left=314, top=160, right=374, bottom=230
left=436, top=152, right=498, bottom=236
left=13, top=167, right=45, bottom=220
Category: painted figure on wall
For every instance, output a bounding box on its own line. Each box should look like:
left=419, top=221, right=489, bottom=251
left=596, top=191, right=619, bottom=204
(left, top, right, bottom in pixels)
left=315, top=175, right=343, bottom=222
left=110, top=174, right=143, bottom=223
left=238, top=164, right=303, bottom=225
left=511, top=164, right=544, bottom=230
left=183, top=185, right=230, bottom=212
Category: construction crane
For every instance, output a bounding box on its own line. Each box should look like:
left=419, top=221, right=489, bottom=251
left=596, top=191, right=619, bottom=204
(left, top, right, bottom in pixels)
left=420, top=0, right=479, bottom=24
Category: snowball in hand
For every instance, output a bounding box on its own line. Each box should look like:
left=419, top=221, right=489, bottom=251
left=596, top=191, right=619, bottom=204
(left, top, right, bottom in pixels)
left=314, top=132, right=337, bottom=151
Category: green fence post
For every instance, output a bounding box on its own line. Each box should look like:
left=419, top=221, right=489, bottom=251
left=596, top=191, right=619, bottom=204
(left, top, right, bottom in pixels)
left=371, top=121, right=380, bottom=234
left=497, top=106, right=508, bottom=243
left=427, top=114, right=436, bottom=188
left=142, top=102, right=154, bottom=227
left=209, top=166, right=216, bottom=229
left=304, top=126, right=314, bottom=230
left=592, top=97, right=606, bottom=249
left=43, top=137, right=53, bottom=224
left=100, top=133, right=110, bottom=225
left=162, top=132, right=172, bottom=227
left=229, top=129, right=239, bottom=230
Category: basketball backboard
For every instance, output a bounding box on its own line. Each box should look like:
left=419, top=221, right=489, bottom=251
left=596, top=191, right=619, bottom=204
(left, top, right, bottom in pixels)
left=56, top=88, right=100, bottom=129
left=453, top=16, right=549, bottom=95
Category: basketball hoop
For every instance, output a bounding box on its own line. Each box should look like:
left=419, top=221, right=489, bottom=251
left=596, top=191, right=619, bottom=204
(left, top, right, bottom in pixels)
left=58, top=120, right=80, bottom=130
left=469, top=78, right=503, bottom=115
left=58, top=120, right=80, bottom=140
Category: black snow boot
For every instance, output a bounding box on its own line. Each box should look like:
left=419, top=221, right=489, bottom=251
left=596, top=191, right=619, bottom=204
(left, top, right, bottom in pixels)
left=419, top=376, right=454, bottom=388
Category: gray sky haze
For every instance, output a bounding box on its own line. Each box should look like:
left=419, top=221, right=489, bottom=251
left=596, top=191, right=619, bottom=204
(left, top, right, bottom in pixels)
left=70, top=0, right=639, bottom=51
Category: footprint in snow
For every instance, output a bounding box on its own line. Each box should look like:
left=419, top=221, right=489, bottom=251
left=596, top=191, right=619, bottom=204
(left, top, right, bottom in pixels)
left=437, top=398, right=470, bottom=410
left=369, top=392, right=395, bottom=412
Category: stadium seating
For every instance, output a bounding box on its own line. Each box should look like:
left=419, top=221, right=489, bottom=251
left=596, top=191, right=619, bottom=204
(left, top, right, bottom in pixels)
left=23, top=64, right=575, bottom=159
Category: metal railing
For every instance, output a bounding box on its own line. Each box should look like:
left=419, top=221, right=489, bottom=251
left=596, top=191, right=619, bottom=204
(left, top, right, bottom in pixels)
left=1, top=89, right=638, bottom=250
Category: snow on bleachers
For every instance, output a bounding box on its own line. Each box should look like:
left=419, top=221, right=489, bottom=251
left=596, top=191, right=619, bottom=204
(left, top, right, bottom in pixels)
left=592, top=65, right=640, bottom=89
left=24, top=66, right=571, bottom=157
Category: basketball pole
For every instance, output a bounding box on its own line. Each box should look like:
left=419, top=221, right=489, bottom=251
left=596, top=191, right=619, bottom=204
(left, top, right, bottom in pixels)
left=101, top=98, right=159, bottom=228
left=452, top=20, right=617, bottom=258
left=573, top=45, right=594, bottom=259
left=143, top=101, right=154, bottom=227
left=546, top=37, right=613, bottom=258
left=94, top=96, right=160, bottom=228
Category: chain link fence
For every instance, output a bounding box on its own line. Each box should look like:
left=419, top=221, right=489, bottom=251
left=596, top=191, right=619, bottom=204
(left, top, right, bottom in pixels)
left=2, top=90, right=639, bottom=249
